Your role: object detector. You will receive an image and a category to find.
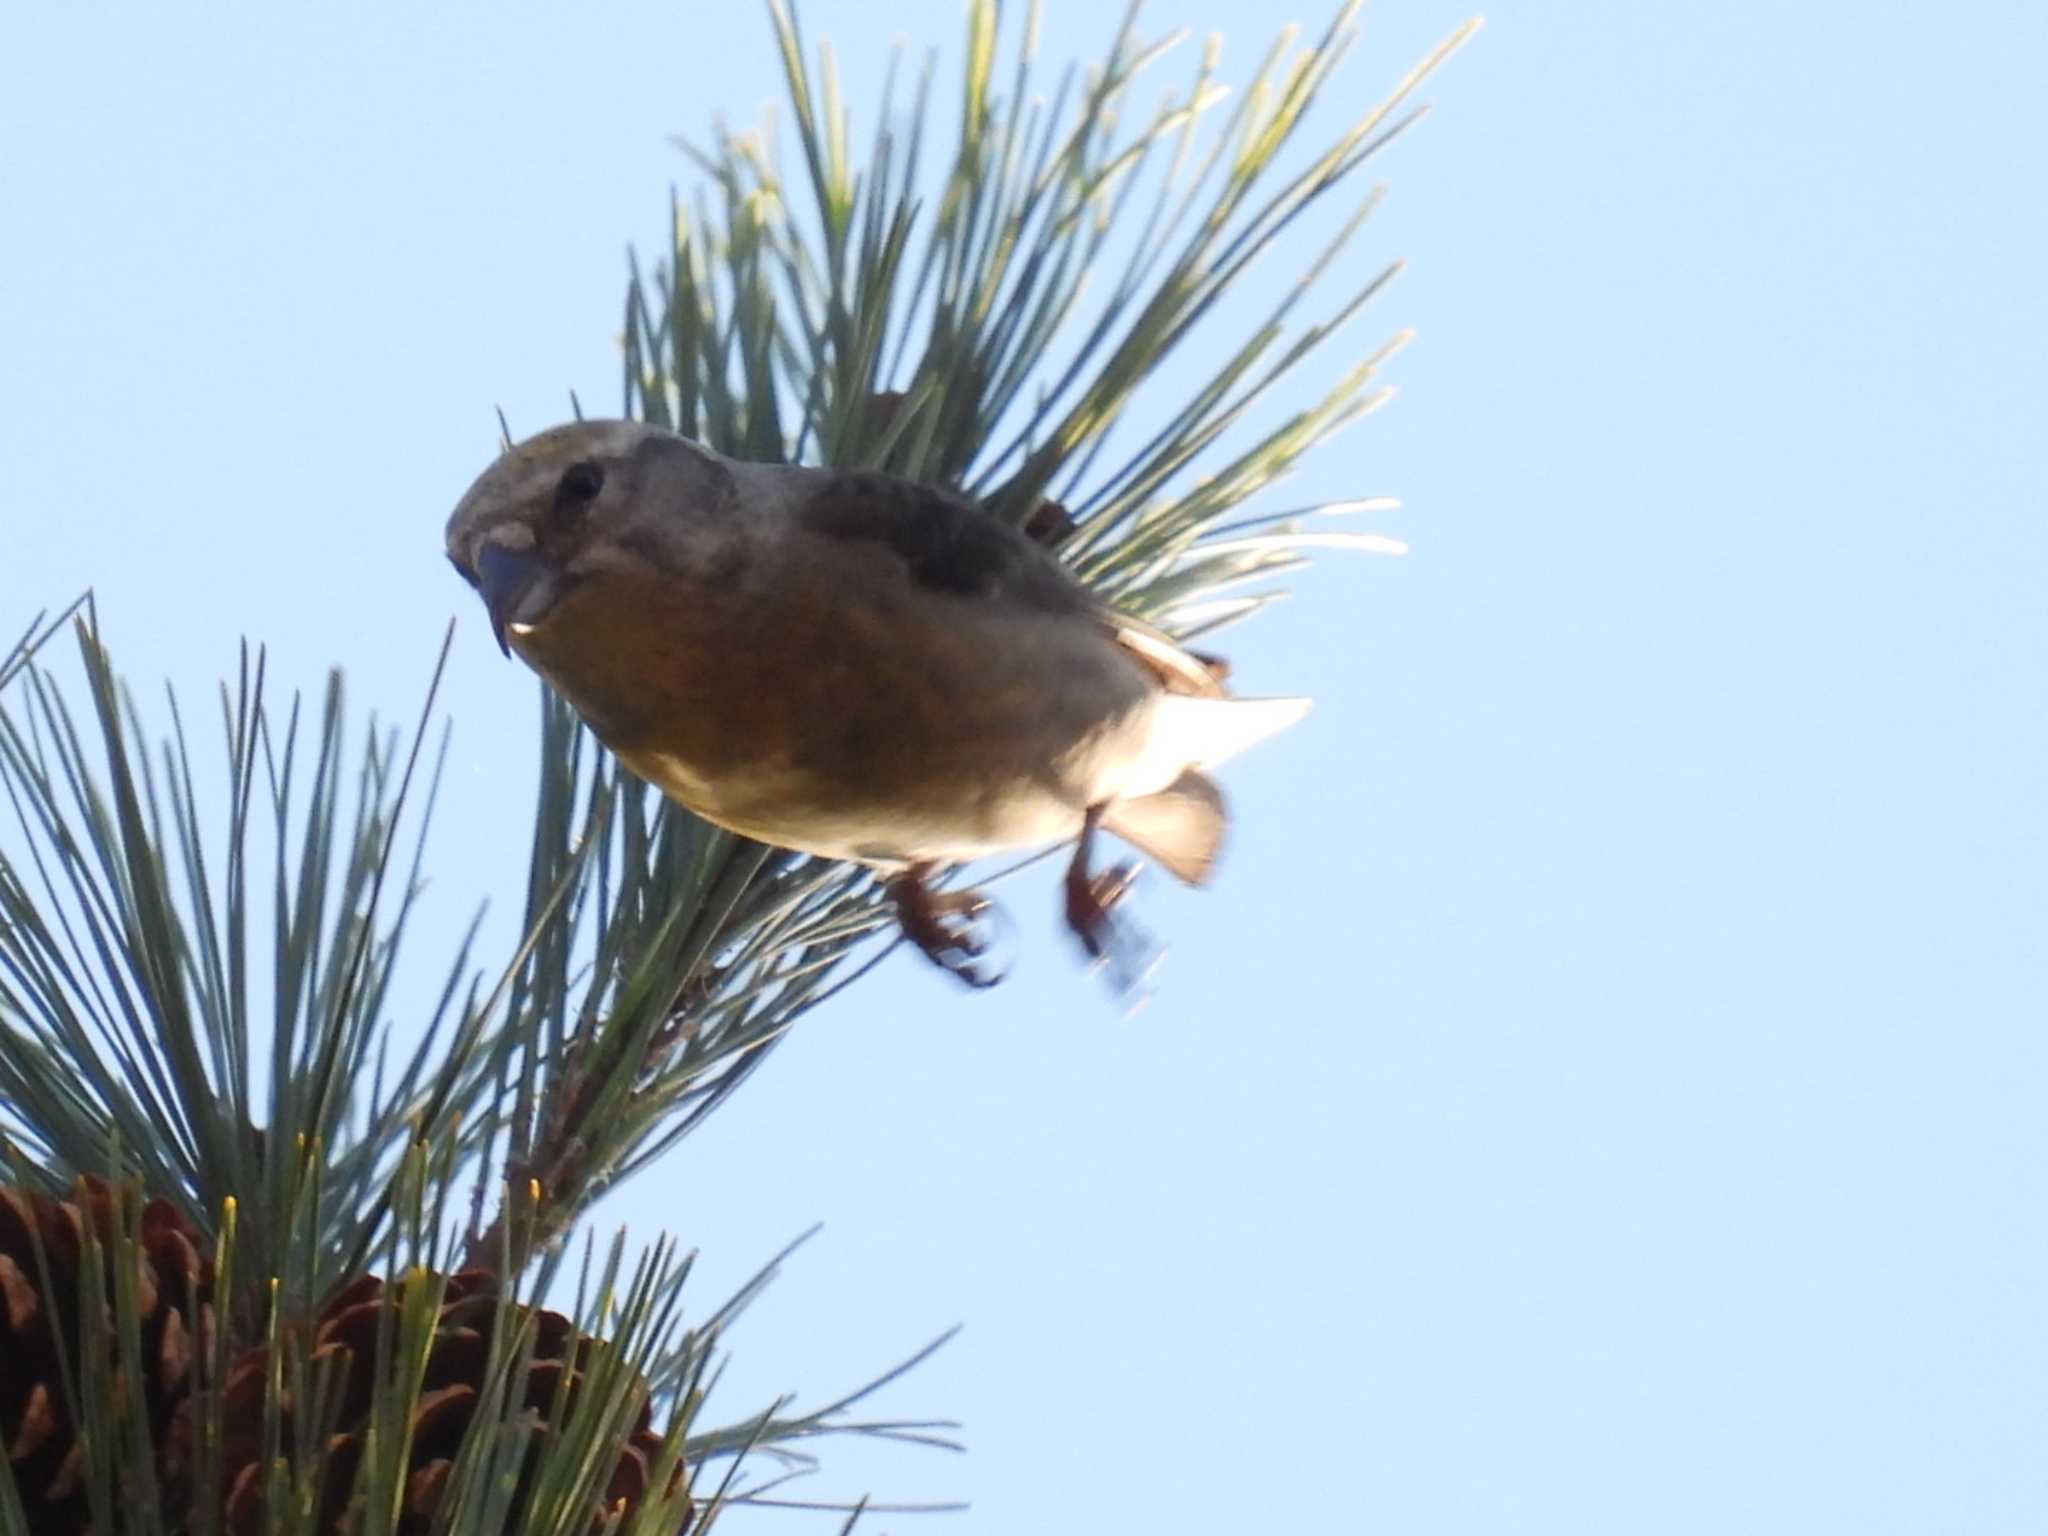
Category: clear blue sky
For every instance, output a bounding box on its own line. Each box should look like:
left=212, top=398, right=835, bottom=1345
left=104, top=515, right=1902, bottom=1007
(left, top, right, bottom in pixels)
left=7, top=2, right=2045, bottom=1531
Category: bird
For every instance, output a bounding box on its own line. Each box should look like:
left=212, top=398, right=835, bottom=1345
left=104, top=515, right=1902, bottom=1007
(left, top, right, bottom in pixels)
left=444, top=419, right=1308, bottom=987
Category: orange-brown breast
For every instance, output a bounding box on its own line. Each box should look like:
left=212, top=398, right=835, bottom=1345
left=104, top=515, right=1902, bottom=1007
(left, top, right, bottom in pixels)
left=511, top=545, right=1157, bottom=850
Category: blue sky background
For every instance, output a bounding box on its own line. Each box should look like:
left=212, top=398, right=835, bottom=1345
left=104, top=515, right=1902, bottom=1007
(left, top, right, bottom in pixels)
left=7, top=2, right=2045, bottom=1531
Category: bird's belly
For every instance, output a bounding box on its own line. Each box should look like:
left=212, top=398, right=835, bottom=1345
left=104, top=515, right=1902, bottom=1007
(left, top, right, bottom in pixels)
left=528, top=570, right=1158, bottom=862
left=616, top=743, right=1091, bottom=865
left=609, top=650, right=1152, bottom=862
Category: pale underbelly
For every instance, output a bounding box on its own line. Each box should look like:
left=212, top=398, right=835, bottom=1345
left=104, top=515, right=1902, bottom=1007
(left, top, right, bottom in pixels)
left=528, top=580, right=1164, bottom=862
left=616, top=745, right=1092, bottom=865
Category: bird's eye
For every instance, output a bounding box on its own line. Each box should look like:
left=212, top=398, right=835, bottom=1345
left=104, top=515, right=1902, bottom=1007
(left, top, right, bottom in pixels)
left=554, top=460, right=606, bottom=516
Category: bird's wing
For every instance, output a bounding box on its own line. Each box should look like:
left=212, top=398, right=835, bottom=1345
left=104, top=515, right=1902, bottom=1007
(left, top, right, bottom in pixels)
left=795, top=469, right=1230, bottom=697
left=794, top=469, right=1095, bottom=617
left=1105, top=611, right=1229, bottom=698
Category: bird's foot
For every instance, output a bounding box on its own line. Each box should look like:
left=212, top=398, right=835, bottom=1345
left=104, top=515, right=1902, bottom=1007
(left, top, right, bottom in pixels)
left=1064, top=820, right=1164, bottom=998
left=890, top=864, right=1009, bottom=988
left=1063, top=860, right=1141, bottom=958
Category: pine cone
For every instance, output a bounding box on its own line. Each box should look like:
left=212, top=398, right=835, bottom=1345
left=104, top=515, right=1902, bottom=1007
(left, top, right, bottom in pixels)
left=0, top=1175, right=214, bottom=1532
left=204, top=1268, right=688, bottom=1535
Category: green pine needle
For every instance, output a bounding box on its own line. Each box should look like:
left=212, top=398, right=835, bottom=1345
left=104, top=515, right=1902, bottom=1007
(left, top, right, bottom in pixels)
left=496, top=0, right=1476, bottom=1247
left=0, top=3, right=1472, bottom=1528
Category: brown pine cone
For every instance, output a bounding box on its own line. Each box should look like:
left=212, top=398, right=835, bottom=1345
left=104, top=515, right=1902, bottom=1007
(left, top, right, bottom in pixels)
left=0, top=1175, right=214, bottom=1532
left=202, top=1268, right=688, bottom=1536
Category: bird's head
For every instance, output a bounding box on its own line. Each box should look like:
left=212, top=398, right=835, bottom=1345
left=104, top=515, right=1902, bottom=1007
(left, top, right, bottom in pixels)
left=444, top=419, right=734, bottom=656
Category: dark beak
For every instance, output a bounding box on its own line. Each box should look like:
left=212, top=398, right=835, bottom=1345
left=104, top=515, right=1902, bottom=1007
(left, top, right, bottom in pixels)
left=474, top=542, right=551, bottom=658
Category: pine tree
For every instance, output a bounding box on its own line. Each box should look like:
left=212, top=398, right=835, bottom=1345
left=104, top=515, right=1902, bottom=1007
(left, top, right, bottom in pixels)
left=0, top=4, right=1471, bottom=1530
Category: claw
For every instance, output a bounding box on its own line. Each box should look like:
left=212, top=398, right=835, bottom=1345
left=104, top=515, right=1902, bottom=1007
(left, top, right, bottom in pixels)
left=1063, top=808, right=1164, bottom=998
left=890, top=864, right=1009, bottom=988
left=1065, top=861, right=1138, bottom=958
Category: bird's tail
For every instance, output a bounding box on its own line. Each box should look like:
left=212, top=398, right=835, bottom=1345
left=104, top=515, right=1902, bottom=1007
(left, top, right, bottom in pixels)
left=1153, top=692, right=1312, bottom=773
left=1104, top=769, right=1228, bottom=886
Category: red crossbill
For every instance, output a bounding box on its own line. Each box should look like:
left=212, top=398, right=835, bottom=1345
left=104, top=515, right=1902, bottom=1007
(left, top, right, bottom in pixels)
left=445, top=420, right=1307, bottom=985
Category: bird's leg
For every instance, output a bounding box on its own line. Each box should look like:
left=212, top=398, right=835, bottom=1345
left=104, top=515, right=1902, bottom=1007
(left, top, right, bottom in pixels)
left=889, top=863, right=1005, bottom=988
left=1063, top=806, right=1152, bottom=987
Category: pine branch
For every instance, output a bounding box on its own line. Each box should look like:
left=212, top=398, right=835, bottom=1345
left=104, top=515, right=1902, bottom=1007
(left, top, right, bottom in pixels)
left=0, top=4, right=1473, bottom=1529
left=475, top=0, right=1475, bottom=1259
left=0, top=619, right=482, bottom=1325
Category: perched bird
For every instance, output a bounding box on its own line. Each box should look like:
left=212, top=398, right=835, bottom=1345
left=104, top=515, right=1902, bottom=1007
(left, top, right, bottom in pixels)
left=444, top=420, right=1307, bottom=985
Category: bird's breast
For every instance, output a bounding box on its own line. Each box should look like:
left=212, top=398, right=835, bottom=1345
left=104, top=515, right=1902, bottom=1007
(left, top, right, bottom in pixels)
left=512, top=549, right=1160, bottom=857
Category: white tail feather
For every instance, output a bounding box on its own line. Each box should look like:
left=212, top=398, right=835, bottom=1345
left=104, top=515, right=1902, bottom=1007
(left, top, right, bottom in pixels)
left=1124, top=694, right=1311, bottom=797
